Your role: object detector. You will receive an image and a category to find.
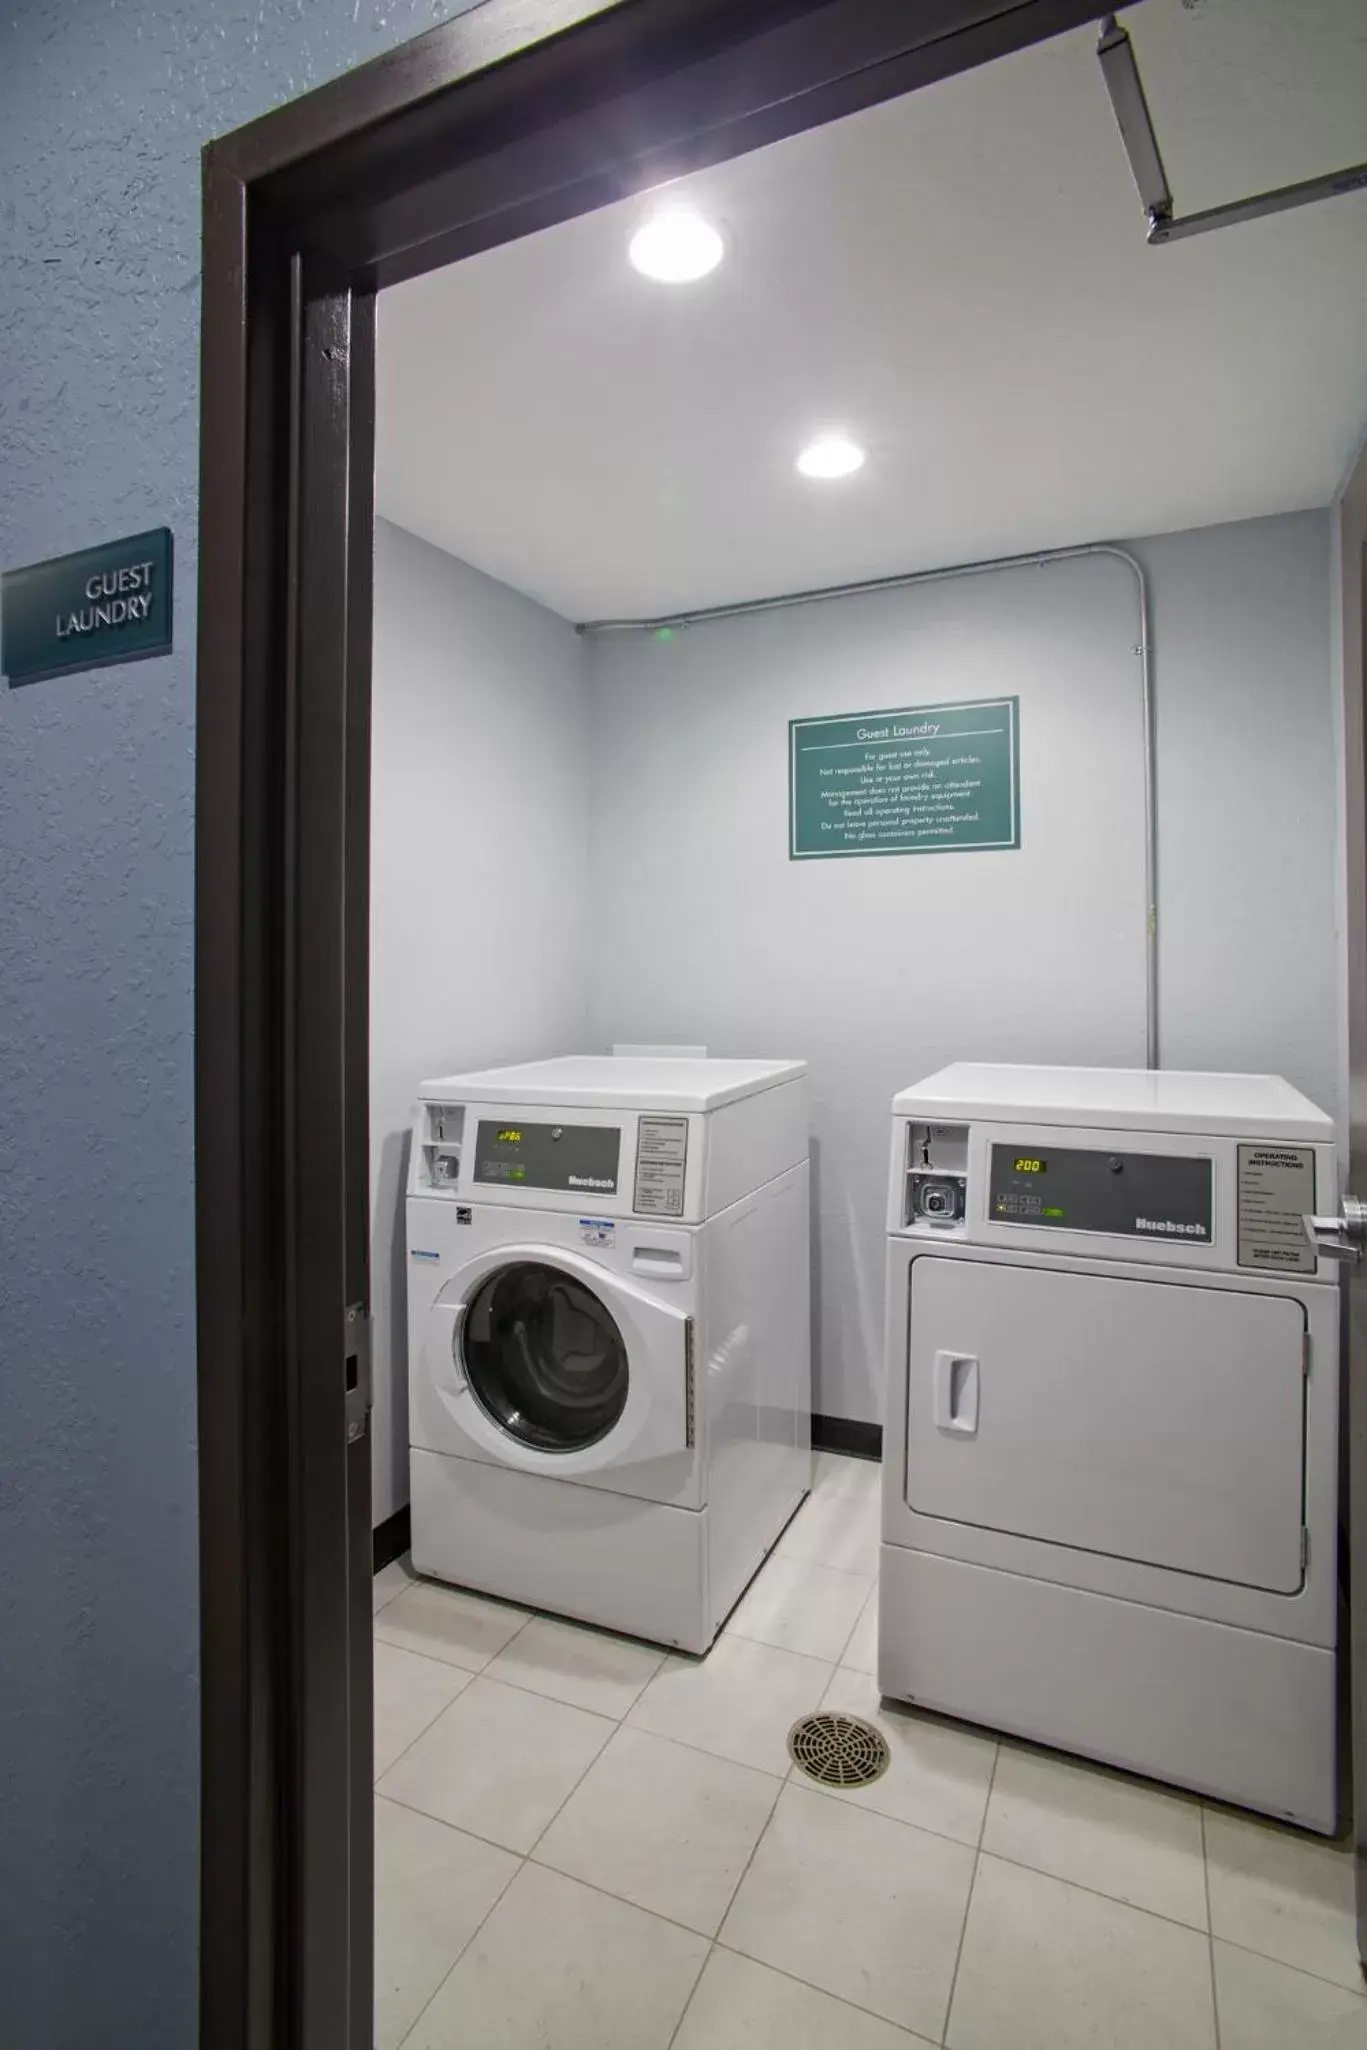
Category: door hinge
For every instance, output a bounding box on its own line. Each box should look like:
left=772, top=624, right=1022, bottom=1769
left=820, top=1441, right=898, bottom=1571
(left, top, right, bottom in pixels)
left=345, top=1303, right=373, bottom=1445
left=1301, top=1527, right=1311, bottom=1572
left=684, top=1317, right=696, bottom=1450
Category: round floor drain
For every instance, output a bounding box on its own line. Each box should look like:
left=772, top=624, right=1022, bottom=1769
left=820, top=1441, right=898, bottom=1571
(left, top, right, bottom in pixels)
left=787, top=1710, right=891, bottom=1788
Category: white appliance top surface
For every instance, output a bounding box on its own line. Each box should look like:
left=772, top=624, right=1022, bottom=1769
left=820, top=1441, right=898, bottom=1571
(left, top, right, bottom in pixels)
left=420, top=1054, right=806, bottom=1113
left=892, top=1063, right=1333, bottom=1140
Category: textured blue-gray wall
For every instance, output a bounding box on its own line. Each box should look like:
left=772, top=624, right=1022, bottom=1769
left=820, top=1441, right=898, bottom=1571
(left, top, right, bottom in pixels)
left=0, top=3, right=480, bottom=2040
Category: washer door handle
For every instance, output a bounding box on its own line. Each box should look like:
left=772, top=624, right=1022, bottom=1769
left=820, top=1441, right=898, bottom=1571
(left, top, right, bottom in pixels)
left=428, top=1298, right=469, bottom=1387
left=933, top=1350, right=979, bottom=1436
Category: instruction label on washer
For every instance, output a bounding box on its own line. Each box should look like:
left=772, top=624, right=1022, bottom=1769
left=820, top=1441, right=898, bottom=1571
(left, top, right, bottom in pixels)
left=634, top=1117, right=688, bottom=1217
left=1237, top=1145, right=1316, bottom=1274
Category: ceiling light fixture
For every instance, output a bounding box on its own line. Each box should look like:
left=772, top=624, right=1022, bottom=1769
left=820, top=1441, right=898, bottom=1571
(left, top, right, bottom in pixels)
left=627, top=207, right=725, bottom=283
left=796, top=433, right=866, bottom=480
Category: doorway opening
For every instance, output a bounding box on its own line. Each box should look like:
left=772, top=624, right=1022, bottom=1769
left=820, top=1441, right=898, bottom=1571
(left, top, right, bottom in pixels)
left=196, top=2, right=1367, bottom=2044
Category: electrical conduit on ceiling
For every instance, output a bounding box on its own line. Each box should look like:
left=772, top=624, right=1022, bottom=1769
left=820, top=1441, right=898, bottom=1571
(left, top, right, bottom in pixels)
left=577, top=543, right=1158, bottom=1069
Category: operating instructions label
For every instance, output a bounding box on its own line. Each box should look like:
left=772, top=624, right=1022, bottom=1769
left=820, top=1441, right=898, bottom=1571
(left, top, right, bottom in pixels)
left=1237, top=1144, right=1317, bottom=1274
left=634, top=1117, right=688, bottom=1217
left=788, top=696, right=1020, bottom=859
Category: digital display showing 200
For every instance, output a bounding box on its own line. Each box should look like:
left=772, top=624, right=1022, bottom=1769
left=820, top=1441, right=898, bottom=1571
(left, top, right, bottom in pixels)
left=1013, top=1157, right=1045, bottom=1173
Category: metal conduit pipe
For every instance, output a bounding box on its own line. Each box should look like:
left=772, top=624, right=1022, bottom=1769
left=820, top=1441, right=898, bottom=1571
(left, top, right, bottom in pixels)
left=577, top=542, right=1159, bottom=1068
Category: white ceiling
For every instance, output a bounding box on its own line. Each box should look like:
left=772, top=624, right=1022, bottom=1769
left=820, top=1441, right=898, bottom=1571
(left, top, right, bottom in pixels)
left=376, top=0, right=1367, bottom=623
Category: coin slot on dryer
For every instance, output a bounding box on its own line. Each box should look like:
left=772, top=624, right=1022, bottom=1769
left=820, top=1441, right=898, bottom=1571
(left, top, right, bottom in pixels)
left=905, top=1121, right=968, bottom=1232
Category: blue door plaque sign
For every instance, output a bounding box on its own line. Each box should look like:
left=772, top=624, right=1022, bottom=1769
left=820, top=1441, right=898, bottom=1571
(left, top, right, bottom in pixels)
left=2, top=527, right=173, bottom=686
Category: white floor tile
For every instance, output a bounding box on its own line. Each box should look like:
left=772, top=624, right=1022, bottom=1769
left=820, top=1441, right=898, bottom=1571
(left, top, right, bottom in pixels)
left=376, top=1674, right=612, bottom=1853
left=982, top=1743, right=1208, bottom=1929
left=947, top=1853, right=1216, bottom=2050
left=777, top=1486, right=881, bottom=1577
left=672, top=1947, right=935, bottom=2049
left=373, top=1640, right=472, bottom=1780
left=1213, top=1937, right=1367, bottom=2048
left=814, top=1452, right=882, bottom=1503
left=728, top=1554, right=871, bottom=1662
left=535, top=1724, right=781, bottom=1935
left=720, top=1782, right=975, bottom=2038
left=482, top=1612, right=665, bottom=1719
left=373, top=1797, right=517, bottom=2050
left=373, top=1578, right=529, bottom=1674
left=842, top=1586, right=879, bottom=1675
left=1205, top=1809, right=1361, bottom=1991
left=627, top=1633, right=833, bottom=1778
left=373, top=1555, right=416, bottom=1615
left=812, top=1667, right=996, bottom=1847
left=403, top=1860, right=708, bottom=2050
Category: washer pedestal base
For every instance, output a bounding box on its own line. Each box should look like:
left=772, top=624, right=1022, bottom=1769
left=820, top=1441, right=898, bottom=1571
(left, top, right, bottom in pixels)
left=411, top=1446, right=712, bottom=1652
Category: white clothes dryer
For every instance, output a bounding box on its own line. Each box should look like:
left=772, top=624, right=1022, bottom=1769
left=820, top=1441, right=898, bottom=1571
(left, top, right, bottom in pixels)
left=406, top=1055, right=811, bottom=1651
left=878, top=1064, right=1340, bottom=1832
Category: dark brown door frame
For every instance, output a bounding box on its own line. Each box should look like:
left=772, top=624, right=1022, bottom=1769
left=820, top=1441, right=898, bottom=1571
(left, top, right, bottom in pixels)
left=194, top=2, right=1116, bottom=2044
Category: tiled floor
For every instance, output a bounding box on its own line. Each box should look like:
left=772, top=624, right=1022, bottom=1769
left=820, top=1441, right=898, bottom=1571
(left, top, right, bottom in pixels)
left=372, top=1452, right=1367, bottom=2047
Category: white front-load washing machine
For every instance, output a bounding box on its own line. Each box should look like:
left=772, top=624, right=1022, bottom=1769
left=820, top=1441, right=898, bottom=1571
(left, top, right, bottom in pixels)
left=406, top=1055, right=811, bottom=1651
left=878, top=1063, right=1340, bottom=1831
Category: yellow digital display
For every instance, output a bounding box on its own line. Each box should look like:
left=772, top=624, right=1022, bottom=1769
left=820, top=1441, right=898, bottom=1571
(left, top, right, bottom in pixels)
left=496, top=1128, right=523, bottom=1144
left=1013, top=1157, right=1045, bottom=1173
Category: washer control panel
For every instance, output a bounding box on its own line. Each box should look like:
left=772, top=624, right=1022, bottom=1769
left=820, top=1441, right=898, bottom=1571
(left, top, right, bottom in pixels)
left=473, top=1119, right=621, bottom=1196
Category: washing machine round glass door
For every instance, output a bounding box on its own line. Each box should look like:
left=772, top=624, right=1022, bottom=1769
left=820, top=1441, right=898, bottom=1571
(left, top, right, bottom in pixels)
left=461, top=1260, right=630, bottom=1452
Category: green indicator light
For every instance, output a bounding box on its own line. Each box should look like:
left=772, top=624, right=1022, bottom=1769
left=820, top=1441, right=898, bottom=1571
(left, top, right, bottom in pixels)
left=654, top=626, right=674, bottom=642
left=1043, top=1206, right=1064, bottom=1218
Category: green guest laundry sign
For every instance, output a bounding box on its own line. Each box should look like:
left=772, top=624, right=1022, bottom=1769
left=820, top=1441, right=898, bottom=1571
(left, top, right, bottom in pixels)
left=789, top=695, right=1020, bottom=859
left=2, top=527, right=173, bottom=687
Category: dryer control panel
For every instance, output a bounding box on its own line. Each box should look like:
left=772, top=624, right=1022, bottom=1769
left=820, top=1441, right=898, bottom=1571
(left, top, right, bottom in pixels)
left=889, top=1113, right=1331, bottom=1278
left=988, top=1144, right=1213, bottom=1245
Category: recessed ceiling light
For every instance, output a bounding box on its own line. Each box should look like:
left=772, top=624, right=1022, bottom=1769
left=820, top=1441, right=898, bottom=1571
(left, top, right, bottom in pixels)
left=796, top=434, right=866, bottom=480
left=627, top=208, right=725, bottom=284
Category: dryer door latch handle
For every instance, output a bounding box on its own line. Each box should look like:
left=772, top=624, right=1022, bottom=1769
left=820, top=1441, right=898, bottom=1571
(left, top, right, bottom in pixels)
left=933, top=1350, right=979, bottom=1436
left=1304, top=1197, right=1367, bottom=1266
left=345, top=1303, right=373, bottom=1444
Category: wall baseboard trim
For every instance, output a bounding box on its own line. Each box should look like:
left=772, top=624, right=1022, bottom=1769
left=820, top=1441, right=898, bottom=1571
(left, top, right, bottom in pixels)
left=373, top=1504, right=411, bottom=1573
left=812, top=1414, right=882, bottom=1460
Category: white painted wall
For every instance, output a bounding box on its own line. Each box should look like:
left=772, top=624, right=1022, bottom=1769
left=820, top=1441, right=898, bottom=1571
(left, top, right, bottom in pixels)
left=584, top=512, right=1337, bottom=1423
left=1138, top=515, right=1336, bottom=1115
left=1333, top=434, right=1367, bottom=1166
left=369, top=519, right=588, bottom=1525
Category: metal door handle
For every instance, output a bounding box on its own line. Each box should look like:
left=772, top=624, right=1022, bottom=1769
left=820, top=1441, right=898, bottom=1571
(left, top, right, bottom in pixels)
left=1303, top=1196, right=1367, bottom=1265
